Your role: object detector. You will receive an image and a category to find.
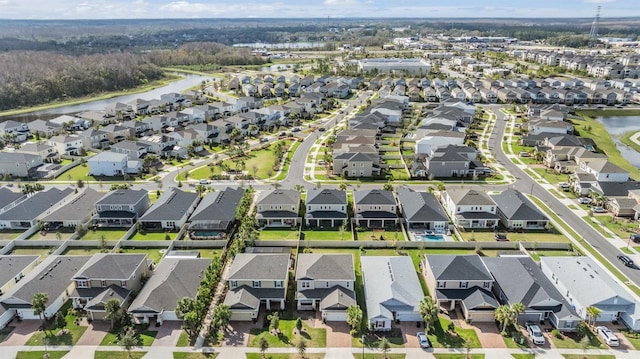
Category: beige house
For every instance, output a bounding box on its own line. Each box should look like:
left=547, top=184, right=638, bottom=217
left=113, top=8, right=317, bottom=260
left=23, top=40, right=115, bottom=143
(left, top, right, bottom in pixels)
left=255, top=189, right=301, bottom=227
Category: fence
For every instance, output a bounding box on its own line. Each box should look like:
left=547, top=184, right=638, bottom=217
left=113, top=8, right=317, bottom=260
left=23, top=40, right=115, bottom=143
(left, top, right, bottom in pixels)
left=252, top=240, right=572, bottom=250
left=49, top=158, right=85, bottom=179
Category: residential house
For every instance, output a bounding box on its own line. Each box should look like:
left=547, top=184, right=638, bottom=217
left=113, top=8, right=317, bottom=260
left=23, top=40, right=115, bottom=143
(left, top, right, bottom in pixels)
left=541, top=257, right=640, bottom=330
left=423, top=255, right=498, bottom=322
left=607, top=197, right=638, bottom=217
left=295, top=254, right=356, bottom=321
left=255, top=189, right=301, bottom=227
left=441, top=189, right=498, bottom=229
left=42, top=188, right=104, bottom=229
left=361, top=256, right=423, bottom=331
left=529, top=120, right=573, bottom=135
left=15, top=143, right=59, bottom=163
left=426, top=145, right=481, bottom=178
left=0, top=255, right=40, bottom=300
left=188, top=123, right=221, bottom=145
left=101, top=124, right=133, bottom=143
left=122, top=119, right=151, bottom=138
left=0, top=187, right=26, bottom=214
left=353, top=190, right=399, bottom=229
left=0, top=120, right=30, bottom=142
left=332, top=152, right=381, bottom=178
left=396, top=188, right=449, bottom=231
left=129, top=257, right=211, bottom=325
left=88, top=152, right=128, bottom=176
left=0, top=152, right=43, bottom=178
left=93, top=189, right=150, bottom=227
left=188, top=187, right=245, bottom=238
left=77, top=128, right=109, bottom=150
left=70, top=254, right=148, bottom=320
left=28, top=119, right=61, bottom=138
left=0, top=255, right=91, bottom=322
left=483, top=257, right=580, bottom=331
left=46, top=135, right=85, bottom=156
left=579, top=159, right=629, bottom=182
left=139, top=188, right=200, bottom=231
left=0, top=188, right=74, bottom=229
left=305, top=189, right=348, bottom=228
left=110, top=140, right=150, bottom=160
left=223, top=254, right=290, bottom=321
left=491, top=189, right=549, bottom=230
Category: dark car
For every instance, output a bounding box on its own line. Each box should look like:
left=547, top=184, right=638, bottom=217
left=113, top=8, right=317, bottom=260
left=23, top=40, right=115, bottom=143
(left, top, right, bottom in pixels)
left=318, top=127, right=326, bottom=132
left=617, top=254, right=635, bottom=267
left=631, top=234, right=640, bottom=243
left=495, top=233, right=508, bottom=241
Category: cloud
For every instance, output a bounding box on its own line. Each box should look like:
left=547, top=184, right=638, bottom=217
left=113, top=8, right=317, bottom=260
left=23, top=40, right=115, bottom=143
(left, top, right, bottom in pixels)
left=584, top=0, right=616, bottom=3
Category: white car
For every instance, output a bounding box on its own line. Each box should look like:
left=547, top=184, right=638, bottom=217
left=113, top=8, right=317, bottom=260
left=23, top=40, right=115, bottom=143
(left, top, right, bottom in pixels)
left=199, top=179, right=210, bottom=185
left=596, top=326, right=619, bottom=347
left=558, top=182, right=570, bottom=189
left=416, top=332, right=430, bottom=348
left=526, top=323, right=545, bottom=345
left=578, top=197, right=592, bottom=204
left=592, top=206, right=607, bottom=213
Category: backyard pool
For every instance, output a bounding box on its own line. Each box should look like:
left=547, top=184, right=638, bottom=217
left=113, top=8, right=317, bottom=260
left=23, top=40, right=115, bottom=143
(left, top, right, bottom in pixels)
left=415, top=234, right=446, bottom=241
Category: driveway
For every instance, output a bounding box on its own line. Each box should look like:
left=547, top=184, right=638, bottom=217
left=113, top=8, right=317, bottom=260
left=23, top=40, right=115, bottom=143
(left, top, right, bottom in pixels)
left=399, top=321, right=420, bottom=348
left=472, top=322, right=507, bottom=348
left=324, top=322, right=352, bottom=348
left=223, top=321, right=259, bottom=347
left=153, top=321, right=183, bottom=347
left=0, top=320, right=40, bottom=346
left=76, top=320, right=109, bottom=345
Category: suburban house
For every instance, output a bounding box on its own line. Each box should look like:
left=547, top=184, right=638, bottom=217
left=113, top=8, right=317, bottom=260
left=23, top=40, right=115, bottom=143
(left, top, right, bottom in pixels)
left=88, top=152, right=134, bottom=176
left=110, top=141, right=150, bottom=160
left=353, top=189, right=399, bottom=229
left=188, top=187, right=245, bottom=238
left=41, top=188, right=105, bottom=229
left=0, top=187, right=26, bottom=213
left=332, top=152, right=381, bottom=178
left=0, top=152, right=44, bottom=178
left=304, top=189, right=348, bottom=228
left=46, top=135, right=85, bottom=156
left=0, top=120, right=30, bottom=142
left=295, top=254, right=356, bottom=321
left=1, top=255, right=91, bottom=322
left=425, top=145, right=482, bottom=178
left=223, top=253, right=290, bottom=321
left=139, top=188, right=200, bottom=231
left=93, top=189, right=150, bottom=228
left=361, top=256, right=423, bottom=331
left=0, top=255, right=40, bottom=328
left=490, top=189, right=549, bottom=230
left=579, top=159, right=629, bottom=182
left=484, top=256, right=580, bottom=331
left=16, top=142, right=60, bottom=163
left=0, top=188, right=74, bottom=230
left=70, top=253, right=148, bottom=320
left=441, top=189, right=499, bottom=229
left=255, top=189, right=301, bottom=227
left=396, top=188, right=449, bottom=232
left=540, top=256, right=640, bottom=331
left=423, top=255, right=498, bottom=322
left=129, top=257, right=212, bottom=325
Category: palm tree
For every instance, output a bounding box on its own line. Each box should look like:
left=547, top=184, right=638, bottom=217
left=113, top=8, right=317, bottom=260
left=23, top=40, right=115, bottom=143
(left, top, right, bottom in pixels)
left=104, top=298, right=122, bottom=331
left=419, top=296, right=439, bottom=334
left=296, top=337, right=307, bottom=359
left=509, top=302, right=525, bottom=328
left=212, top=304, right=232, bottom=332
left=495, top=305, right=511, bottom=333
left=586, top=306, right=601, bottom=326
left=32, top=292, right=49, bottom=328
left=120, top=327, right=139, bottom=359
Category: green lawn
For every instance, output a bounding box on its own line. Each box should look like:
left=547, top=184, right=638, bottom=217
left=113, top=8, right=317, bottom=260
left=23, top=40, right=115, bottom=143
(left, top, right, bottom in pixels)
left=529, top=250, right=581, bottom=262
left=27, top=231, right=74, bottom=240
left=582, top=216, right=614, bottom=239
left=459, top=229, right=569, bottom=243
left=561, top=355, right=615, bottom=359
left=101, top=330, right=157, bottom=346
left=80, top=229, right=130, bottom=241
left=63, top=248, right=110, bottom=256
left=302, top=229, right=350, bottom=241
left=15, top=351, right=69, bottom=359
left=511, top=354, right=535, bottom=359
left=620, top=329, right=640, bottom=350
left=363, top=355, right=405, bottom=359
left=94, top=352, right=146, bottom=359
left=117, top=247, right=166, bottom=263
left=174, top=353, right=218, bottom=359
left=0, top=230, right=25, bottom=240
left=245, top=354, right=324, bottom=359
left=355, top=229, right=403, bottom=242
left=599, top=216, right=638, bottom=238
left=427, top=316, right=481, bottom=348
left=176, top=331, right=192, bottom=347
left=531, top=168, right=571, bottom=184
left=197, top=249, right=223, bottom=259
left=10, top=247, right=53, bottom=256
left=248, top=319, right=326, bottom=348
left=25, top=302, right=87, bottom=346
left=550, top=331, right=602, bottom=349
left=54, top=164, right=98, bottom=181
left=130, top=231, right=176, bottom=241
left=258, top=229, right=300, bottom=241
left=621, top=130, right=640, bottom=153
left=433, top=355, right=484, bottom=359
left=273, top=141, right=301, bottom=181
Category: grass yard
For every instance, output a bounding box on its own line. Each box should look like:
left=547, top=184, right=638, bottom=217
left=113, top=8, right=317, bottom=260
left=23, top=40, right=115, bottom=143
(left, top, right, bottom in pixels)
left=10, top=247, right=54, bottom=256
left=273, top=141, right=301, bottom=181
left=355, top=229, right=403, bottom=242
left=550, top=331, right=603, bottom=349
left=0, top=230, right=25, bottom=240
left=529, top=250, right=581, bottom=262
left=245, top=354, right=324, bottom=359
left=599, top=216, right=638, bottom=238
left=94, top=352, right=146, bottom=359
left=362, top=355, right=405, bottom=359
left=561, top=355, right=615, bottom=359
left=582, top=216, right=614, bottom=239
left=258, top=229, right=300, bottom=241
left=118, top=247, right=166, bottom=263
left=62, top=247, right=110, bottom=256
left=458, top=229, right=569, bottom=243
left=433, top=355, right=484, bottom=359
left=427, top=316, right=481, bottom=348
left=26, top=303, right=87, bottom=346
left=511, top=355, right=535, bottom=359
left=54, top=164, right=97, bottom=181
left=15, top=351, right=69, bottom=359
left=80, top=229, right=129, bottom=241
left=176, top=331, right=192, bottom=347
left=130, top=231, right=177, bottom=241
left=174, top=353, right=218, bottom=359
left=101, top=330, right=157, bottom=346
left=531, top=168, right=571, bottom=185
left=621, top=329, right=640, bottom=350
left=248, top=319, right=326, bottom=348
left=302, top=229, right=350, bottom=241
left=27, top=231, right=73, bottom=240
left=621, top=130, right=640, bottom=153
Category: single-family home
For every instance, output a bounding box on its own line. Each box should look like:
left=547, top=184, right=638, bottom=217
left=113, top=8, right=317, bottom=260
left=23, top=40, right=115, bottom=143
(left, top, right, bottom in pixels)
left=295, top=254, right=356, bottom=321
left=0, top=120, right=30, bottom=142
left=305, top=189, right=348, bottom=228
left=129, top=257, right=212, bottom=325
left=15, top=143, right=59, bottom=163
left=0, top=152, right=44, bottom=178
left=579, top=159, right=629, bottom=182
left=491, top=189, right=549, bottom=230
left=361, top=256, right=423, bottom=331
left=396, top=188, right=449, bottom=232
left=87, top=152, right=128, bottom=176
left=0, top=188, right=74, bottom=229
left=188, top=187, right=245, bottom=238
left=77, top=128, right=110, bottom=150
left=0, top=187, right=26, bottom=215
left=139, top=188, right=200, bottom=231
left=353, top=190, right=399, bottom=229
left=0, top=255, right=40, bottom=298
left=42, top=188, right=104, bottom=229
left=255, top=189, right=301, bottom=227
left=224, top=254, right=290, bottom=321
left=93, top=189, right=150, bottom=228
left=441, top=189, right=498, bottom=229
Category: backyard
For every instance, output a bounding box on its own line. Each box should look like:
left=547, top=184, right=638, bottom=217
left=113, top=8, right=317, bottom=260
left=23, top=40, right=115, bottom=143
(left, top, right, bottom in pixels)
left=302, top=229, right=351, bottom=241
left=117, top=247, right=166, bottom=263
left=258, top=228, right=300, bottom=241
left=130, top=231, right=177, bottom=241
left=458, top=229, right=570, bottom=243
left=79, top=228, right=129, bottom=241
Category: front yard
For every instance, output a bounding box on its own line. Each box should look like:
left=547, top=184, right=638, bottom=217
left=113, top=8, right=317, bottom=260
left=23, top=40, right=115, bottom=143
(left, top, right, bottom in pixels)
left=427, top=316, right=481, bottom=349
left=101, top=329, right=158, bottom=346
left=248, top=318, right=326, bottom=348
left=25, top=303, right=87, bottom=346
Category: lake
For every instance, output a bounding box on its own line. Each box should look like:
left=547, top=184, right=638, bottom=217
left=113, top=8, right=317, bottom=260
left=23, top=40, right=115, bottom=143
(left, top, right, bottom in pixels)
left=0, top=73, right=213, bottom=123
left=594, top=115, right=640, bottom=168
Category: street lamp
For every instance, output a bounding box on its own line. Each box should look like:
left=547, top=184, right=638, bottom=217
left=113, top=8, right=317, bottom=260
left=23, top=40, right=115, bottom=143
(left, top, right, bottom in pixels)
left=361, top=334, right=365, bottom=358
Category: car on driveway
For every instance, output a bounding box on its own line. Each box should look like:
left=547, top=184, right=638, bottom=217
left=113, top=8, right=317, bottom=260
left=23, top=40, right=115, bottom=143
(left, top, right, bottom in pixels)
left=617, top=254, right=635, bottom=267
left=578, top=197, right=592, bottom=204
left=596, top=326, right=619, bottom=346
left=526, top=322, right=545, bottom=345
left=558, top=182, right=570, bottom=189
left=417, top=332, right=430, bottom=348
left=631, top=233, right=640, bottom=243
left=592, top=206, right=606, bottom=213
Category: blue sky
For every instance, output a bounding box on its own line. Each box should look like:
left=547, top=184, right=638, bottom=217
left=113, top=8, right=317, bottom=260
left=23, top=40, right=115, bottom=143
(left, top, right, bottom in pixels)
left=0, top=0, right=637, bottom=19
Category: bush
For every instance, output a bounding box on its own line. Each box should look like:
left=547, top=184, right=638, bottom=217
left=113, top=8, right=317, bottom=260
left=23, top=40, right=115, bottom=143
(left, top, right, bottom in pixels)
left=551, top=329, right=561, bottom=339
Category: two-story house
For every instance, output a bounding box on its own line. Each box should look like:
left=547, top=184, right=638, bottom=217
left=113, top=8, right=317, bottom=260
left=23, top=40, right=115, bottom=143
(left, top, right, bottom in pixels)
left=93, top=189, right=150, bottom=227
left=223, top=253, right=290, bottom=321
left=110, top=140, right=150, bottom=160
left=305, top=189, right=348, bottom=228
left=88, top=152, right=129, bottom=176
left=0, top=120, right=30, bottom=143
left=396, top=188, right=449, bottom=232
left=0, top=152, right=44, bottom=178
left=441, top=189, right=498, bottom=229
left=46, top=135, right=85, bottom=156
left=423, top=254, right=498, bottom=322
left=579, top=159, right=629, bottom=182
left=295, top=254, right=356, bottom=321
left=353, top=190, right=399, bottom=229
left=139, top=188, right=200, bottom=231
left=77, top=128, right=110, bottom=150
left=255, top=189, right=301, bottom=227
left=16, top=142, right=59, bottom=163
left=491, top=189, right=549, bottom=230
left=70, top=253, right=148, bottom=320
left=188, top=187, right=244, bottom=239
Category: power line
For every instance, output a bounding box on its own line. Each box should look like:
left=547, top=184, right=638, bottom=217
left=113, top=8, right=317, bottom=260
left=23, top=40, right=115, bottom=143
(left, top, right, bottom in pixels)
left=589, top=5, right=601, bottom=40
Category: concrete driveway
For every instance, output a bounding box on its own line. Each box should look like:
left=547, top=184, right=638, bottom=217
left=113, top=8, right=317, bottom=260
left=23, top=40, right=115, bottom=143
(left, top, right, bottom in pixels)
left=0, top=320, right=40, bottom=346
left=153, top=321, right=183, bottom=347
left=223, top=321, right=259, bottom=347
left=75, top=320, right=109, bottom=345
left=473, top=322, right=507, bottom=348
left=324, top=322, right=352, bottom=348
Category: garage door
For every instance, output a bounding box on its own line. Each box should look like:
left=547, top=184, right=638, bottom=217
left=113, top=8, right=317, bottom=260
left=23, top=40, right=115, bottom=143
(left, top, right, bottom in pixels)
left=231, top=310, right=257, bottom=322
left=469, top=310, right=495, bottom=322
left=323, top=311, right=347, bottom=322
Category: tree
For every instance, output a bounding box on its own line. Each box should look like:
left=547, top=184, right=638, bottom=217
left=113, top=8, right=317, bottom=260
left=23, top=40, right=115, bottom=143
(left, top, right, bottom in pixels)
left=419, top=296, right=438, bottom=334
left=338, top=183, right=347, bottom=191
left=296, top=337, right=307, bottom=359
left=586, top=306, right=601, bottom=326
left=295, top=317, right=303, bottom=334
left=176, top=297, right=195, bottom=319
left=268, top=312, right=280, bottom=335
left=212, top=304, right=232, bottom=332
left=32, top=292, right=49, bottom=327
left=120, top=327, right=139, bottom=359
left=379, top=337, right=391, bottom=359
left=259, top=336, right=269, bottom=359
left=509, top=302, right=525, bottom=329
left=382, top=181, right=394, bottom=192
left=495, top=305, right=511, bottom=334
left=182, top=312, right=201, bottom=337
left=580, top=335, right=590, bottom=358
left=346, top=304, right=363, bottom=336
left=53, top=311, right=66, bottom=329
left=104, top=298, right=122, bottom=330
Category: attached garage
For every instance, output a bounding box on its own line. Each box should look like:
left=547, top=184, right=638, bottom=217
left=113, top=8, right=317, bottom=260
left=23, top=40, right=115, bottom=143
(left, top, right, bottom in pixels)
left=466, top=310, right=496, bottom=323
left=322, top=310, right=347, bottom=322
left=230, top=309, right=259, bottom=322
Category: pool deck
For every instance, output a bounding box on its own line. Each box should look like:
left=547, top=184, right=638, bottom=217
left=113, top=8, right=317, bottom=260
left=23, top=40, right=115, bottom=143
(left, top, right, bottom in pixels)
left=408, top=230, right=453, bottom=242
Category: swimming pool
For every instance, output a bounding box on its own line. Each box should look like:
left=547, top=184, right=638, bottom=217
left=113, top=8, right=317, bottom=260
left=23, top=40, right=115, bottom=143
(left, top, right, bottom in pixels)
left=416, top=234, right=446, bottom=241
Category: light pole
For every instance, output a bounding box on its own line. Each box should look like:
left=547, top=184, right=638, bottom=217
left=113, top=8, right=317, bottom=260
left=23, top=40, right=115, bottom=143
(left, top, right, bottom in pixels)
left=361, top=334, right=365, bottom=358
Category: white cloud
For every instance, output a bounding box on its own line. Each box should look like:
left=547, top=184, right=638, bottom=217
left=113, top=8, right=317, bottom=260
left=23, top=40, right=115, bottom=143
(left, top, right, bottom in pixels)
left=584, top=0, right=616, bottom=3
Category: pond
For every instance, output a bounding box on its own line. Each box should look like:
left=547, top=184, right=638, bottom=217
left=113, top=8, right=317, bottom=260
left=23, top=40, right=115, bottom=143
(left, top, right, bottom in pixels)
left=594, top=115, right=640, bottom=168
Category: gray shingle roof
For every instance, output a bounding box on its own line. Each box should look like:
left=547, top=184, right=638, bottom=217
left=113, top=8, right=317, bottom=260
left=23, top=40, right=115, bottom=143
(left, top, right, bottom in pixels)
left=139, top=188, right=200, bottom=222
left=129, top=258, right=211, bottom=313
left=227, top=253, right=289, bottom=281
left=223, top=286, right=261, bottom=309
left=189, top=187, right=244, bottom=223
left=491, top=189, right=548, bottom=221
left=0, top=152, right=41, bottom=163
left=425, top=254, right=493, bottom=281
left=354, top=189, right=396, bottom=206
left=295, top=254, right=355, bottom=281
left=0, top=255, right=39, bottom=288
left=96, top=189, right=148, bottom=206
left=257, top=189, right=300, bottom=206
left=72, top=253, right=146, bottom=280
left=0, top=187, right=25, bottom=210
left=0, top=188, right=74, bottom=221
left=89, top=151, right=127, bottom=162
left=446, top=189, right=495, bottom=206
left=306, top=189, right=347, bottom=205
left=42, top=188, right=104, bottom=223
left=396, top=188, right=448, bottom=223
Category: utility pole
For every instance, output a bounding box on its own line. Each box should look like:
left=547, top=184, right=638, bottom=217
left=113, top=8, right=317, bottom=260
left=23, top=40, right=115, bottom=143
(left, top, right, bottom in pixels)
left=589, top=6, right=601, bottom=43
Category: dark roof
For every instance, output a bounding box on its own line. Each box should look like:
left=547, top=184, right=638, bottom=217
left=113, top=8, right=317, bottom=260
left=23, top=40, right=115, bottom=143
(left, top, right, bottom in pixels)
left=295, top=254, right=355, bottom=281
left=189, top=187, right=244, bottom=223
left=354, top=189, right=396, bottom=206
left=425, top=254, right=493, bottom=281
left=84, top=285, right=131, bottom=311
left=491, top=189, right=548, bottom=221
left=305, top=211, right=348, bottom=219
left=129, top=258, right=211, bottom=313
left=0, top=188, right=74, bottom=221
left=597, top=181, right=640, bottom=197
left=96, top=189, right=148, bottom=206
left=42, top=188, right=104, bottom=223
left=257, top=189, right=300, bottom=206
left=396, top=188, right=448, bottom=223
left=355, top=211, right=398, bottom=219
left=228, top=253, right=289, bottom=281
left=435, top=288, right=498, bottom=310
left=446, top=189, right=495, bottom=206
left=140, top=188, right=200, bottom=222
left=0, top=187, right=25, bottom=210
left=72, top=253, right=146, bottom=280
left=306, top=189, right=347, bottom=205
left=0, top=255, right=39, bottom=287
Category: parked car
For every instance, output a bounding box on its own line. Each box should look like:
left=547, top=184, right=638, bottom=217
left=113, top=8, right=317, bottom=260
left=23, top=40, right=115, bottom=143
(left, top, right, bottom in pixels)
left=617, top=254, right=635, bottom=267
left=260, top=137, right=269, bottom=143
left=199, top=179, right=210, bottom=185
left=592, top=206, right=606, bottom=213
left=630, top=233, right=640, bottom=243
left=578, top=197, right=592, bottom=204
left=558, top=182, right=570, bottom=189
left=279, top=131, right=287, bottom=137
left=318, top=127, right=326, bottom=132
left=417, top=332, right=430, bottom=348
left=596, top=326, right=619, bottom=347
left=317, top=160, right=326, bottom=166
left=495, top=233, right=508, bottom=241
left=526, top=322, right=545, bottom=345
left=519, top=151, right=531, bottom=158
left=292, top=127, right=301, bottom=132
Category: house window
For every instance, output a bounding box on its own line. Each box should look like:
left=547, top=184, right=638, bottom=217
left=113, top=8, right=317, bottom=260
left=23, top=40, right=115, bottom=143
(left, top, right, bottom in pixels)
left=231, top=281, right=238, bottom=288
left=253, top=281, right=261, bottom=288
left=326, top=281, right=330, bottom=288
left=437, top=282, right=446, bottom=289
left=101, top=280, right=107, bottom=288
left=460, top=281, right=469, bottom=289
left=483, top=282, right=491, bottom=289
left=77, top=280, right=89, bottom=288
left=301, top=281, right=310, bottom=289
left=121, top=281, right=127, bottom=288
left=275, top=281, right=283, bottom=288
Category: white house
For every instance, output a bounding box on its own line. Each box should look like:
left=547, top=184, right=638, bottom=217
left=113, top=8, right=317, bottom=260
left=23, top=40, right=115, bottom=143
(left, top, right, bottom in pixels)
left=441, top=189, right=498, bottom=229
left=415, top=131, right=466, bottom=154
left=87, top=152, right=128, bottom=176
left=579, top=159, right=629, bottom=182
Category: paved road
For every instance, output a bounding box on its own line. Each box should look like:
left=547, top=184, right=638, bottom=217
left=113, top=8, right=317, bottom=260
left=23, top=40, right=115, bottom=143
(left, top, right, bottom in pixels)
left=487, top=105, right=640, bottom=287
